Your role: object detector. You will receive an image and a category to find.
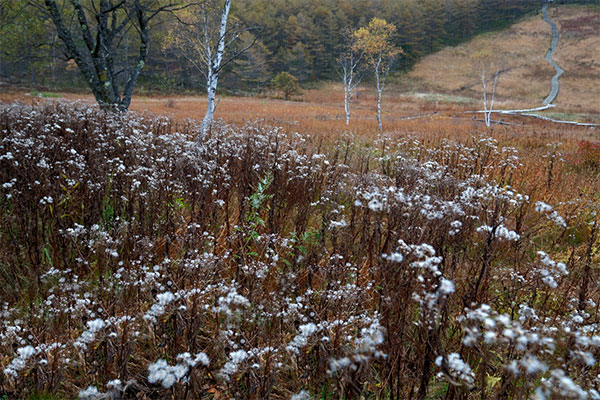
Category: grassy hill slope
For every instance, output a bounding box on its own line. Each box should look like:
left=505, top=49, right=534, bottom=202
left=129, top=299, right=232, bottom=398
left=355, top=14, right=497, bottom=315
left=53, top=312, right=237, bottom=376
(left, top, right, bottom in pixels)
left=406, top=4, right=600, bottom=120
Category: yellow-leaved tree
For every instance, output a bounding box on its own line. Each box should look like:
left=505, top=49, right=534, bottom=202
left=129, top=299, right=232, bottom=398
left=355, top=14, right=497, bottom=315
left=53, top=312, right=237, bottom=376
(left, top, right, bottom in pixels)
left=353, top=18, right=401, bottom=131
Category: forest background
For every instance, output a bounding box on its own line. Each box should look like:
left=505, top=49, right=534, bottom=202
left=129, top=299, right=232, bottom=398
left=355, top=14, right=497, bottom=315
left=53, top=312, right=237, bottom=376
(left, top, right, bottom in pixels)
left=1, top=0, right=598, bottom=94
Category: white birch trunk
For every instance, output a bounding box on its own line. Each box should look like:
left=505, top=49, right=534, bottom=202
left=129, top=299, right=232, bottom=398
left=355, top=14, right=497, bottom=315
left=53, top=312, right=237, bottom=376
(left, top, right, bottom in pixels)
left=199, top=0, right=232, bottom=141
left=343, top=67, right=351, bottom=125
left=481, top=67, right=499, bottom=128
left=339, top=48, right=361, bottom=126
left=375, top=55, right=383, bottom=131
left=342, top=62, right=352, bottom=125
left=489, top=71, right=499, bottom=126
left=481, top=68, right=489, bottom=127
left=203, top=72, right=218, bottom=134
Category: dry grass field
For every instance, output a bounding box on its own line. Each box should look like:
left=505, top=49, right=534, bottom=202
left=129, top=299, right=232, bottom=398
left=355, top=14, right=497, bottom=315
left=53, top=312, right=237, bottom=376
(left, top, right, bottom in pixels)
left=0, top=84, right=468, bottom=137
left=1, top=98, right=600, bottom=399
left=0, top=82, right=598, bottom=142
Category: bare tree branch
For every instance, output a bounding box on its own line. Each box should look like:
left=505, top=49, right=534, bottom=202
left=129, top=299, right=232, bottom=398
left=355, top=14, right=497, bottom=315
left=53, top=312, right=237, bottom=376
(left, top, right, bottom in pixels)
left=44, top=0, right=193, bottom=111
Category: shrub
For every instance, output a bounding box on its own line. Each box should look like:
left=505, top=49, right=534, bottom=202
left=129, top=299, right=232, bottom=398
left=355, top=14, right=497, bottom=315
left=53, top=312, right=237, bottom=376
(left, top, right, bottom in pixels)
left=270, top=72, right=301, bottom=100
left=574, top=139, right=600, bottom=170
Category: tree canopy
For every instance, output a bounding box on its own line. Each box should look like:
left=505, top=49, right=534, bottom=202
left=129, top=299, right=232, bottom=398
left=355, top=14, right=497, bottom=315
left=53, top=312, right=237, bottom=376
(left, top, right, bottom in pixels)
left=353, top=17, right=401, bottom=72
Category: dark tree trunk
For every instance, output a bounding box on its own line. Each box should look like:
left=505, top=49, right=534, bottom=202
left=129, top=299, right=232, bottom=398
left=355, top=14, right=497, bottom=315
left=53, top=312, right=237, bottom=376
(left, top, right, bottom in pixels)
left=44, top=0, right=184, bottom=111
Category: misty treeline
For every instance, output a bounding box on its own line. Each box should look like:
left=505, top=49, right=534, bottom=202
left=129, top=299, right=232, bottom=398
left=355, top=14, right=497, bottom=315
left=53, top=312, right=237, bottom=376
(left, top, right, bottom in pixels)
left=0, top=0, right=595, bottom=93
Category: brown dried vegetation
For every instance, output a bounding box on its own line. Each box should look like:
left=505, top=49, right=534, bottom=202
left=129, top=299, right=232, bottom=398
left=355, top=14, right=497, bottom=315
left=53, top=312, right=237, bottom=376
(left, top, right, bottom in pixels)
left=0, top=99, right=599, bottom=399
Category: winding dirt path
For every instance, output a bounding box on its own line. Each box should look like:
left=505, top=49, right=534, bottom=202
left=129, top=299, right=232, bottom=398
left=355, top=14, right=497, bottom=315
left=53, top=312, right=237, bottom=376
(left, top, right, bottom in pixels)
left=542, top=4, right=563, bottom=105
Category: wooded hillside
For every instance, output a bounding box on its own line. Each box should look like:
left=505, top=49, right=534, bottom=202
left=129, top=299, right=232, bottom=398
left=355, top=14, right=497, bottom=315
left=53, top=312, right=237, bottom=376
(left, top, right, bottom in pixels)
left=0, top=0, right=595, bottom=92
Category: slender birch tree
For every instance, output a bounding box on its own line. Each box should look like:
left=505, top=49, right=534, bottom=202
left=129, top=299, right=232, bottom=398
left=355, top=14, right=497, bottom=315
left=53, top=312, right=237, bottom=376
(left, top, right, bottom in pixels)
left=167, top=0, right=253, bottom=140
left=353, top=18, right=400, bottom=131
left=481, top=67, right=499, bottom=128
left=337, top=31, right=363, bottom=125
left=474, top=50, right=501, bottom=128
left=200, top=0, right=231, bottom=137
